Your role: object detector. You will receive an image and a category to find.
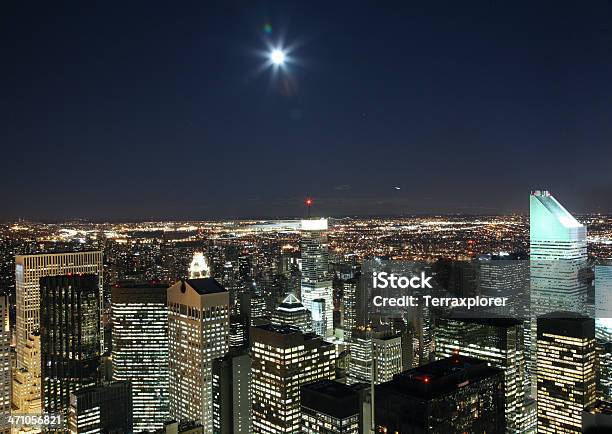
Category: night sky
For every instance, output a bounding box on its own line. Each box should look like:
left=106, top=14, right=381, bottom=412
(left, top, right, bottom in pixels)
left=2, top=1, right=612, bottom=221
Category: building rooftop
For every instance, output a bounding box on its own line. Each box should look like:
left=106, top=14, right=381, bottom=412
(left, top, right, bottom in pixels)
left=377, top=355, right=503, bottom=400
left=301, top=380, right=360, bottom=419
left=445, top=312, right=522, bottom=328
left=184, top=278, right=227, bottom=294
left=585, top=400, right=612, bottom=416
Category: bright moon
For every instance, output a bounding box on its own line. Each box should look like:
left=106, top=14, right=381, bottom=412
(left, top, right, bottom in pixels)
left=270, top=49, right=286, bottom=65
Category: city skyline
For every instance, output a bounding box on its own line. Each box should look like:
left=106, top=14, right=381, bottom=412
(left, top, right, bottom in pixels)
left=2, top=1, right=612, bottom=220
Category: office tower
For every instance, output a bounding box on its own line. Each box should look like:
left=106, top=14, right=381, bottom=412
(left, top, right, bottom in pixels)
left=211, top=351, right=251, bottom=434
left=300, top=219, right=334, bottom=337
left=15, top=251, right=104, bottom=368
left=595, top=262, right=612, bottom=341
left=311, top=298, right=327, bottom=337
left=270, top=293, right=310, bottom=332
left=189, top=252, right=210, bottom=279
left=12, top=333, right=41, bottom=414
left=251, top=324, right=337, bottom=433
left=229, top=314, right=248, bottom=348
left=347, top=329, right=402, bottom=385
left=167, top=278, right=230, bottom=432
left=529, top=191, right=588, bottom=395
left=537, top=312, right=596, bottom=433
left=375, top=355, right=505, bottom=433
left=341, top=277, right=362, bottom=341
left=435, top=316, right=525, bottom=433
left=582, top=400, right=612, bottom=433
left=301, top=380, right=360, bottom=434
left=597, top=341, right=612, bottom=400
left=0, top=295, right=9, bottom=434
left=111, top=282, right=169, bottom=432
left=68, top=381, right=133, bottom=434
left=40, top=274, right=101, bottom=426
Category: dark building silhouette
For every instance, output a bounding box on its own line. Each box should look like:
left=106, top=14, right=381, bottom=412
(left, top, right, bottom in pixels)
left=68, top=381, right=132, bottom=433
left=301, top=380, right=360, bottom=433
left=40, top=274, right=100, bottom=427
left=375, top=355, right=505, bottom=433
left=211, top=350, right=251, bottom=434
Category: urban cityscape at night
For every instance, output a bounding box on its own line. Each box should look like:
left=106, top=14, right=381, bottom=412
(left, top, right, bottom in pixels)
left=2, top=1, right=612, bottom=433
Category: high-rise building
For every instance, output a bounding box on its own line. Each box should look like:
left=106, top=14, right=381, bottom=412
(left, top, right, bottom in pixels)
left=251, top=324, right=337, bottom=433
left=375, top=355, right=505, bottom=433
left=12, top=333, right=41, bottom=415
left=311, top=298, right=327, bottom=337
left=270, top=293, right=310, bottom=332
left=300, top=219, right=333, bottom=337
left=111, top=282, right=169, bottom=432
left=341, top=277, right=363, bottom=341
left=229, top=314, right=248, bottom=348
left=595, top=262, right=612, bottom=341
left=68, top=381, right=133, bottom=434
left=15, top=251, right=104, bottom=368
left=347, top=328, right=403, bottom=385
left=167, top=278, right=230, bottom=432
left=211, top=350, right=251, bottom=434
left=189, top=252, right=210, bottom=279
left=0, top=294, right=10, bottom=434
left=301, top=380, right=360, bottom=434
left=597, top=341, right=612, bottom=400
left=435, top=315, right=525, bottom=433
left=537, top=312, right=596, bottom=433
left=40, top=274, right=101, bottom=427
left=529, top=191, right=588, bottom=395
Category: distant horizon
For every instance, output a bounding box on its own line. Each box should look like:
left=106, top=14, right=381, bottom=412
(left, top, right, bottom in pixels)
left=4, top=210, right=610, bottom=226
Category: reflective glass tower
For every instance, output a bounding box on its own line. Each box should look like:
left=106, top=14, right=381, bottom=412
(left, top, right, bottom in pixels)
left=300, top=219, right=334, bottom=337
left=40, top=274, right=101, bottom=428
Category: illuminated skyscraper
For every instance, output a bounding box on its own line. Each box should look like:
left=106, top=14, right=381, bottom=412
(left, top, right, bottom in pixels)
left=375, top=355, right=505, bottom=433
left=189, top=252, right=210, bottom=279
left=40, top=274, right=101, bottom=427
left=12, top=333, right=41, bottom=415
left=529, top=191, right=587, bottom=395
left=68, top=381, right=133, bottom=434
left=270, top=293, right=310, bottom=332
left=347, top=328, right=403, bottom=385
left=15, top=251, right=104, bottom=370
left=0, top=295, right=9, bottom=434
left=341, top=277, right=363, bottom=341
left=311, top=298, right=327, bottom=337
left=111, top=282, right=169, bottom=432
left=211, top=351, right=251, bottom=434
left=251, top=324, right=336, bottom=433
left=537, top=312, right=596, bottom=433
left=167, top=278, right=229, bottom=432
left=595, top=261, right=612, bottom=341
left=435, top=316, right=525, bottom=433
left=300, top=219, right=334, bottom=337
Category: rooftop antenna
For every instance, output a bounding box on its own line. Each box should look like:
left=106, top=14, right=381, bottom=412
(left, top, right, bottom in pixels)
left=305, top=197, right=313, bottom=219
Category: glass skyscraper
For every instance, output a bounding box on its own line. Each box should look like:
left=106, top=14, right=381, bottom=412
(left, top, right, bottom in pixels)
left=300, top=219, right=334, bottom=337
left=40, top=274, right=101, bottom=428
